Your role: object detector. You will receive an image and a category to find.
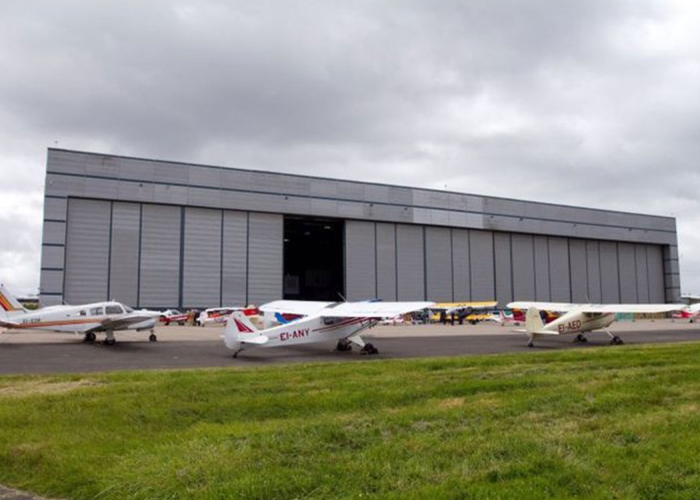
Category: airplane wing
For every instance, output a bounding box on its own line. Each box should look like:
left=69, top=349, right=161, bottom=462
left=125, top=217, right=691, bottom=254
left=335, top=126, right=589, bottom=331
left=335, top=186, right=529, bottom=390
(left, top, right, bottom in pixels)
left=507, top=301, right=684, bottom=314
left=319, top=301, right=435, bottom=318
left=432, top=301, right=498, bottom=311
left=93, top=312, right=159, bottom=332
left=259, top=300, right=336, bottom=316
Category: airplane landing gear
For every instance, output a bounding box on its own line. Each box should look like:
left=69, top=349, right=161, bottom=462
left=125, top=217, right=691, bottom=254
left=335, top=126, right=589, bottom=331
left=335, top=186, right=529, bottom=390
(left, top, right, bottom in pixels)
left=604, top=327, right=624, bottom=345
left=84, top=332, right=96, bottom=343
left=104, top=331, right=116, bottom=346
left=526, top=339, right=534, bottom=348
left=336, top=340, right=352, bottom=352
left=360, top=343, right=378, bottom=355
left=149, top=330, right=157, bottom=342
left=573, top=334, right=588, bottom=343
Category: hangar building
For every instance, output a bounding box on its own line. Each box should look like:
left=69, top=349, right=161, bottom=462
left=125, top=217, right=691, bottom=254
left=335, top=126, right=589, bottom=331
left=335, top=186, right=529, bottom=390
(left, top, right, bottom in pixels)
left=40, top=149, right=681, bottom=308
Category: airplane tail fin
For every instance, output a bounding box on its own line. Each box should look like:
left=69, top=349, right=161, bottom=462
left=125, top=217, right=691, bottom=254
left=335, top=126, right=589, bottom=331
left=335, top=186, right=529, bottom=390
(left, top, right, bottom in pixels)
left=223, top=311, right=268, bottom=350
left=525, top=307, right=545, bottom=334
left=0, top=282, right=27, bottom=319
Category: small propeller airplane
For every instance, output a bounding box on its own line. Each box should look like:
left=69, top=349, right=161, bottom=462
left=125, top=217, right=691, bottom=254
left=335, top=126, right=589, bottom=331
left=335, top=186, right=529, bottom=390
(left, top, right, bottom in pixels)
left=507, top=301, right=685, bottom=348
left=223, top=299, right=434, bottom=357
left=0, top=282, right=161, bottom=345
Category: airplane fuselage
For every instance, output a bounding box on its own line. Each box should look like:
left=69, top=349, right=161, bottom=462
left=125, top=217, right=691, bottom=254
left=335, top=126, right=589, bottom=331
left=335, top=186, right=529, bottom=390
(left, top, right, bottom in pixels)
left=3, top=301, right=156, bottom=333
left=544, top=310, right=616, bottom=335
left=259, top=316, right=375, bottom=347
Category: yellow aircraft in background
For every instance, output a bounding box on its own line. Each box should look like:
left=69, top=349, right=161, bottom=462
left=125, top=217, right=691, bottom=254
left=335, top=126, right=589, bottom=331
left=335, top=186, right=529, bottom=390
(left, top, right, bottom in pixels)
left=430, top=301, right=498, bottom=323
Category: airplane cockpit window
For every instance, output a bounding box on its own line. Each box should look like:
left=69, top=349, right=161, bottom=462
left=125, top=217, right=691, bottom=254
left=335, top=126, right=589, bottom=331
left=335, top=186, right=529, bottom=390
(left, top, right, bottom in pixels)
left=79, top=310, right=86, bottom=316
left=90, top=307, right=104, bottom=315
left=124, top=306, right=134, bottom=313
left=105, top=305, right=124, bottom=315
left=323, top=316, right=342, bottom=326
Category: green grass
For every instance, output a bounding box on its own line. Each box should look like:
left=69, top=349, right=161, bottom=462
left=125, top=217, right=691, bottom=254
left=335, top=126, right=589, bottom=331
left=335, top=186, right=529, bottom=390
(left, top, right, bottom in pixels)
left=2, top=343, right=700, bottom=499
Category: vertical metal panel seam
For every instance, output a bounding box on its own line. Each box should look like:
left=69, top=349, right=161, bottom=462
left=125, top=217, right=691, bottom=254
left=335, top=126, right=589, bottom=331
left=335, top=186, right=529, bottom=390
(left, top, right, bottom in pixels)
left=423, top=226, right=427, bottom=301
left=60, top=198, right=70, bottom=302
left=136, top=203, right=143, bottom=307
left=450, top=229, right=455, bottom=302
left=179, top=207, right=185, bottom=308
left=532, top=235, right=537, bottom=299
left=394, top=224, right=398, bottom=301
left=645, top=245, right=651, bottom=302
left=467, top=230, right=472, bottom=300
left=598, top=241, right=603, bottom=301
left=245, top=212, right=250, bottom=305
left=374, top=223, right=378, bottom=299
left=567, top=238, right=572, bottom=303
left=584, top=240, right=589, bottom=301
left=492, top=232, right=497, bottom=300
left=616, top=243, right=622, bottom=303
left=547, top=237, right=552, bottom=300
left=509, top=233, right=514, bottom=302
left=107, top=201, right=113, bottom=300
left=219, top=210, right=224, bottom=307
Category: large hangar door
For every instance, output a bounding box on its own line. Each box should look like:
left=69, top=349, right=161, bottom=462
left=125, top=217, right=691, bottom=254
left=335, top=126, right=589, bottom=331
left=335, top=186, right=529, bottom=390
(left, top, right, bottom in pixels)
left=284, top=216, right=344, bottom=301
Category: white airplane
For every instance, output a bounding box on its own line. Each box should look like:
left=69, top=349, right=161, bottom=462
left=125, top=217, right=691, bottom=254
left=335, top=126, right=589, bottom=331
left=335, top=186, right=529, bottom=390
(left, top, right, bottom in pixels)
left=223, top=300, right=434, bottom=357
left=0, top=282, right=161, bottom=345
left=508, top=301, right=684, bottom=348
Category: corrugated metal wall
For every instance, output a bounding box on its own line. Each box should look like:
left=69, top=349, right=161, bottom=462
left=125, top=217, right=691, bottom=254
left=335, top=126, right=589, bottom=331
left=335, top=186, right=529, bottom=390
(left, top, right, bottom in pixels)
left=64, top=199, right=111, bottom=304
left=345, top=221, right=377, bottom=301
left=247, top=212, right=283, bottom=305
left=183, top=208, right=222, bottom=308
left=139, top=204, right=181, bottom=308
left=109, top=202, right=140, bottom=305
left=60, top=198, right=670, bottom=308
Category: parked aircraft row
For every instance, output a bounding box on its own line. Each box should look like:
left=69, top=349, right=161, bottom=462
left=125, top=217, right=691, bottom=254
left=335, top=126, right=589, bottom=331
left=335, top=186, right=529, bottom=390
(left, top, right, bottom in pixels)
left=0, top=281, right=691, bottom=355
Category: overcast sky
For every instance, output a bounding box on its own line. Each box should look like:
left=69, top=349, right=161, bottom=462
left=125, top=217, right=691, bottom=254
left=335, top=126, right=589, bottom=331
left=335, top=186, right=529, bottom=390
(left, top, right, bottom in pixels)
left=2, top=0, right=699, bottom=298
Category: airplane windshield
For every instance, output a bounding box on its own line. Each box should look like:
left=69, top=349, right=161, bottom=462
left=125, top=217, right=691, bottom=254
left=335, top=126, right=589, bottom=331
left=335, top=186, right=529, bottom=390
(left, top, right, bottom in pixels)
left=105, top=305, right=124, bottom=315
left=124, top=306, right=134, bottom=313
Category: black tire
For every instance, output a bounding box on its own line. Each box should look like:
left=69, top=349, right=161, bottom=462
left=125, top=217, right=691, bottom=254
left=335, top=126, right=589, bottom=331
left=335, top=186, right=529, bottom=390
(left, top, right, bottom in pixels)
left=149, top=334, right=157, bottom=342
left=178, top=321, right=185, bottom=326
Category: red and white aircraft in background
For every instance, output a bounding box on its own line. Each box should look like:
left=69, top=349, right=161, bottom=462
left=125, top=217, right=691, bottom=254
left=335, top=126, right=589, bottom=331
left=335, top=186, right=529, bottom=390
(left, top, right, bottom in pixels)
left=672, top=303, right=700, bottom=322
left=508, top=301, right=684, bottom=347
left=224, top=300, right=434, bottom=357
left=0, top=282, right=161, bottom=345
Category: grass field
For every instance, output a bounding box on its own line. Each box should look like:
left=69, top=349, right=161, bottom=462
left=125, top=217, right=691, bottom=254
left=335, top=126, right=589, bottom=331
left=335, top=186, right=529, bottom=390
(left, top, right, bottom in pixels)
left=2, top=343, right=700, bottom=499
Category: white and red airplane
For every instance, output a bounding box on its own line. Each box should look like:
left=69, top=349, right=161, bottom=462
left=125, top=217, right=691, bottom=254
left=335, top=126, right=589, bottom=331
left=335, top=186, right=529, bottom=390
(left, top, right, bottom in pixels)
left=0, top=282, right=161, bottom=345
left=223, top=300, right=434, bottom=357
left=672, top=304, right=700, bottom=322
left=508, top=301, right=684, bottom=347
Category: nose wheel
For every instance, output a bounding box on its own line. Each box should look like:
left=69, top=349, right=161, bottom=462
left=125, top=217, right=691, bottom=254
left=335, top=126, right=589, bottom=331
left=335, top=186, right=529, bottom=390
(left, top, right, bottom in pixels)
left=360, top=343, right=379, bottom=355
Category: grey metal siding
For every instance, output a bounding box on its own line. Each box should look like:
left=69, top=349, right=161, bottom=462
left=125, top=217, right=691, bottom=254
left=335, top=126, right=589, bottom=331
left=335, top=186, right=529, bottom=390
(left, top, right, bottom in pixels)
left=599, top=242, right=620, bottom=303
left=376, top=223, right=397, bottom=300
left=533, top=236, right=550, bottom=301
left=109, top=202, right=140, bottom=306
left=548, top=237, right=570, bottom=302
left=222, top=211, right=248, bottom=305
left=569, top=239, right=588, bottom=303
left=647, top=245, right=665, bottom=303
left=139, top=204, right=181, bottom=308
left=64, top=199, right=111, bottom=304
left=618, top=243, right=637, bottom=302
left=183, top=208, right=222, bottom=307
left=494, top=233, right=512, bottom=305
left=635, top=244, right=650, bottom=303
left=425, top=227, right=453, bottom=301
left=40, top=245, right=65, bottom=269
left=452, top=230, right=471, bottom=300
left=345, top=221, right=377, bottom=301
left=470, top=230, right=495, bottom=300
left=512, top=233, right=535, bottom=301
left=247, top=212, right=283, bottom=304
left=396, top=224, right=425, bottom=301
left=586, top=241, right=602, bottom=303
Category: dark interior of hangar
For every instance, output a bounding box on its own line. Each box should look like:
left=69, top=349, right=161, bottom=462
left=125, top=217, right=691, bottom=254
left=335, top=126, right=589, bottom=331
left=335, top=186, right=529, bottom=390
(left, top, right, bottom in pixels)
left=283, top=216, right=344, bottom=301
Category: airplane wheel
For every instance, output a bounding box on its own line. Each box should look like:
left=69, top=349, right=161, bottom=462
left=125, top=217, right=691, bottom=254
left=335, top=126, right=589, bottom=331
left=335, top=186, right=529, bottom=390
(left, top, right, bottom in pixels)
left=104, top=338, right=116, bottom=346
left=336, top=341, right=352, bottom=352
left=149, top=333, right=157, bottom=342
left=610, top=336, right=624, bottom=345
left=179, top=321, right=185, bottom=326
left=84, top=332, right=96, bottom=342
left=361, top=343, right=378, bottom=355
left=527, top=340, right=534, bottom=348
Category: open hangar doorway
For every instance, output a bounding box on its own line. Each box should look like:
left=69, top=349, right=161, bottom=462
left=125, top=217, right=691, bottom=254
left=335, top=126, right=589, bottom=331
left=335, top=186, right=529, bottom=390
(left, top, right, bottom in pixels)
left=283, top=216, right=345, bottom=301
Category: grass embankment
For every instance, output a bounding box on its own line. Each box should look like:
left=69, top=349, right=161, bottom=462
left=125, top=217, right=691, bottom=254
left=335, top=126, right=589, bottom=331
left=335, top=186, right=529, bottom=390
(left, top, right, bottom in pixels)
left=1, top=344, right=700, bottom=499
